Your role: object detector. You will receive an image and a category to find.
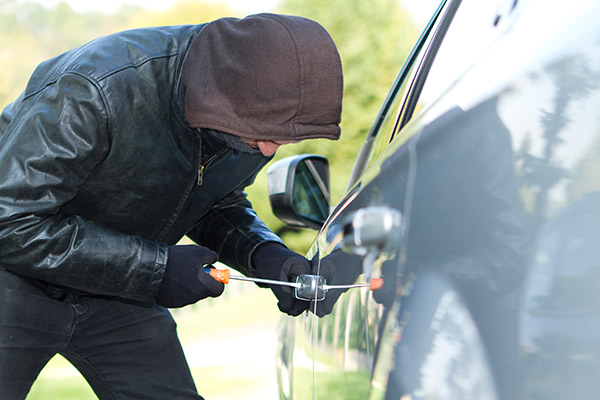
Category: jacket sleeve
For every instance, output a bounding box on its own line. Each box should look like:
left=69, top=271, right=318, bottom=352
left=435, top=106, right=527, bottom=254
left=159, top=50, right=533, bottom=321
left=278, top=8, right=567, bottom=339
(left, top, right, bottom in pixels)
left=0, top=73, right=167, bottom=301
left=186, top=183, right=283, bottom=277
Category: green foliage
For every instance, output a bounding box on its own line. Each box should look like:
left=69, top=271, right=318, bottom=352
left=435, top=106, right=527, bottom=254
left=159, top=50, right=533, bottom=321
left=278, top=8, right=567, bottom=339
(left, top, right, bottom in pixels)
left=0, top=0, right=418, bottom=254
left=294, top=368, right=371, bottom=399
left=0, top=2, right=110, bottom=107
left=0, top=1, right=234, bottom=109
left=27, top=356, right=97, bottom=400
left=245, top=0, right=418, bottom=250
left=126, top=1, right=238, bottom=27
left=0, top=1, right=420, bottom=397
left=280, top=0, right=416, bottom=144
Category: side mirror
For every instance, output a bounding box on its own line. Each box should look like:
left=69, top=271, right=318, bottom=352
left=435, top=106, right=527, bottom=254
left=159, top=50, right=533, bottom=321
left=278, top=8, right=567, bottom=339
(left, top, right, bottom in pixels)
left=267, top=155, right=330, bottom=230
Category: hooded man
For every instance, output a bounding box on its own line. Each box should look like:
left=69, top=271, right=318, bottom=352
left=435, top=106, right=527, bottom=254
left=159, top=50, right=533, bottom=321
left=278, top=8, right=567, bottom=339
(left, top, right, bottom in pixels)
left=0, top=13, right=343, bottom=399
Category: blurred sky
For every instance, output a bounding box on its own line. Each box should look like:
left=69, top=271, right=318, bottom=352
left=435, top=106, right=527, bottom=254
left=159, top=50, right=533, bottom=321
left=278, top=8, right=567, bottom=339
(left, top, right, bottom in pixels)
left=24, top=0, right=280, bottom=14
left=22, top=0, right=438, bottom=22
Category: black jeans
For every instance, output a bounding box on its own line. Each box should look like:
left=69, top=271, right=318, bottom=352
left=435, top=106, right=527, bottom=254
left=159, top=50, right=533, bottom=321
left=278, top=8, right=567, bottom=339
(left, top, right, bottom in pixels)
left=0, top=268, right=202, bottom=399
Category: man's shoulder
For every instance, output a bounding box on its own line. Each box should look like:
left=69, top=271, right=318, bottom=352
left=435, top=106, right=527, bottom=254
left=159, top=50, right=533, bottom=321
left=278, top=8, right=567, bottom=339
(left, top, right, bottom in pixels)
left=24, top=24, right=205, bottom=98
left=85, top=25, right=204, bottom=76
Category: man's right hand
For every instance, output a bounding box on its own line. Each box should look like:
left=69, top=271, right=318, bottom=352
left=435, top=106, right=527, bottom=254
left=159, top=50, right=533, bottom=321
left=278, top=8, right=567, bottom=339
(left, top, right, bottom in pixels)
left=155, top=245, right=224, bottom=308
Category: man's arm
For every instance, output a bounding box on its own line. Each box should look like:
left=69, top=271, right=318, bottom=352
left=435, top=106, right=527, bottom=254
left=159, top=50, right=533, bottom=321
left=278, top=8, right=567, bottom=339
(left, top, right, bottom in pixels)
left=187, top=184, right=312, bottom=316
left=0, top=73, right=167, bottom=301
left=186, top=186, right=283, bottom=277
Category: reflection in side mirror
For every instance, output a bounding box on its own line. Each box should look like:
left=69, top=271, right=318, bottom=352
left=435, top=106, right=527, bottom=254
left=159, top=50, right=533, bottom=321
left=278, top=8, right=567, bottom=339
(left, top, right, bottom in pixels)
left=267, top=154, right=330, bottom=230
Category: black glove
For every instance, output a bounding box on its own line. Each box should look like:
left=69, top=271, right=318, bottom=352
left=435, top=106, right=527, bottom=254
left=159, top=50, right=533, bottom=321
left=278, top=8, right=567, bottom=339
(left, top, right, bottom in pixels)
left=252, top=242, right=312, bottom=316
left=155, top=245, right=224, bottom=308
left=311, top=250, right=361, bottom=317
left=372, top=259, right=397, bottom=308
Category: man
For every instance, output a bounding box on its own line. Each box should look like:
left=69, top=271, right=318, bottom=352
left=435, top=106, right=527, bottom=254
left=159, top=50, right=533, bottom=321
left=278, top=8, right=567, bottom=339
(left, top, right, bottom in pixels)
left=0, top=13, right=343, bottom=399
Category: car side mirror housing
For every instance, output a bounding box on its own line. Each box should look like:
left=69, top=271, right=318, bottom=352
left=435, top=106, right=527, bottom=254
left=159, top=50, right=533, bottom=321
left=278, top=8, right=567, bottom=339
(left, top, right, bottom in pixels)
left=267, top=154, right=330, bottom=230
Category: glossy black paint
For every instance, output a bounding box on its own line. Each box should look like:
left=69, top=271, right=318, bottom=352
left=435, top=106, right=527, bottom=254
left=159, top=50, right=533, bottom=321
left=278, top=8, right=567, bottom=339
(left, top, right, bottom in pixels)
left=272, top=0, right=600, bottom=398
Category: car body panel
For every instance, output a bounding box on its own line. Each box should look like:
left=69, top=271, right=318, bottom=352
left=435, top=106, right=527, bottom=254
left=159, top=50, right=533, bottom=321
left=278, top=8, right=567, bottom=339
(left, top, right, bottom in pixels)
left=275, top=0, right=600, bottom=398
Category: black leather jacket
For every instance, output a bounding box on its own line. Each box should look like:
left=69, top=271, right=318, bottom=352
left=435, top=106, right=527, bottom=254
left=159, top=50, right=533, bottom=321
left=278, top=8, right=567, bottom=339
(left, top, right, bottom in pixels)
left=0, top=25, right=282, bottom=302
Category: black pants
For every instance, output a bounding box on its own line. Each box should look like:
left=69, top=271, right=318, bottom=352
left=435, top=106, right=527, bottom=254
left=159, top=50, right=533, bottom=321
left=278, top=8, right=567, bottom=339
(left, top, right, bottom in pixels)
left=0, top=268, right=202, bottom=399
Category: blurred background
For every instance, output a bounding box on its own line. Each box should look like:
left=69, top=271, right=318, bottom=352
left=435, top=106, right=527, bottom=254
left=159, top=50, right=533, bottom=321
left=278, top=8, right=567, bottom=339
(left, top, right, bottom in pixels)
left=0, top=0, right=418, bottom=397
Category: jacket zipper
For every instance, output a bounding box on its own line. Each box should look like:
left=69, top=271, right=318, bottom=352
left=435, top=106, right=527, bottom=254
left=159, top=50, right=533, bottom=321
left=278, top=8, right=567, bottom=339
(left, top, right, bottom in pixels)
left=160, top=137, right=228, bottom=241
left=197, top=147, right=228, bottom=185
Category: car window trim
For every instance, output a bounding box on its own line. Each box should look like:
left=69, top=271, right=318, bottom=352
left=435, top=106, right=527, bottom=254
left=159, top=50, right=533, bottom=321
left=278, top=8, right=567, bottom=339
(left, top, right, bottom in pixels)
left=346, top=0, right=448, bottom=189
left=367, top=0, right=448, bottom=142
left=392, top=0, right=463, bottom=139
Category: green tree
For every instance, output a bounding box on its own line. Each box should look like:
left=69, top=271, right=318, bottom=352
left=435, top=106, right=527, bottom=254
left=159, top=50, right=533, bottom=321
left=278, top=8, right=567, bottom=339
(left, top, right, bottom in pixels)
left=127, top=1, right=235, bottom=27
left=0, top=1, right=234, bottom=109
left=0, top=0, right=417, bottom=254
left=244, top=0, right=418, bottom=251
left=0, top=1, right=124, bottom=108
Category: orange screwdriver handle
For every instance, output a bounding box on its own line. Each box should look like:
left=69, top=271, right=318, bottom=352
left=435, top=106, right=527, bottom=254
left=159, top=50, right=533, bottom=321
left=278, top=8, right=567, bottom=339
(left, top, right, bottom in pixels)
left=204, top=267, right=230, bottom=284
left=370, top=278, right=384, bottom=291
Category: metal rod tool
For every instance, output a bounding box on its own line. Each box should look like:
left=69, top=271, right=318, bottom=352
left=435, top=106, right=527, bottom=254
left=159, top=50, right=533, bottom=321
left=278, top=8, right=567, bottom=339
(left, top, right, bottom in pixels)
left=204, top=267, right=382, bottom=301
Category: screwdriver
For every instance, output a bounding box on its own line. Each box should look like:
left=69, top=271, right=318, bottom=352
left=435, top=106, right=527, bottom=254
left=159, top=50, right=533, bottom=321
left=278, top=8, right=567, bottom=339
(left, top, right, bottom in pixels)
left=204, top=267, right=383, bottom=291
left=204, top=266, right=301, bottom=288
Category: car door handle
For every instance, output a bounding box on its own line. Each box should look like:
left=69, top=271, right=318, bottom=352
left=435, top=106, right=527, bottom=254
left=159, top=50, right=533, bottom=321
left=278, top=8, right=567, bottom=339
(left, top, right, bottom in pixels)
left=342, top=206, right=403, bottom=279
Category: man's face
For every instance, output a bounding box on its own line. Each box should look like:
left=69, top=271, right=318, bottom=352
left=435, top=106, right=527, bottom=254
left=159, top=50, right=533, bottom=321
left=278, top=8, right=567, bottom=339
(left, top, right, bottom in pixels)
left=238, top=137, right=301, bottom=157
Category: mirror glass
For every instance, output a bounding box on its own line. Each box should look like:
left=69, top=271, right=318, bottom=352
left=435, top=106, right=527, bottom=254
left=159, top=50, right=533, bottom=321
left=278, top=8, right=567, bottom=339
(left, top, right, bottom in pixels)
left=292, top=161, right=329, bottom=225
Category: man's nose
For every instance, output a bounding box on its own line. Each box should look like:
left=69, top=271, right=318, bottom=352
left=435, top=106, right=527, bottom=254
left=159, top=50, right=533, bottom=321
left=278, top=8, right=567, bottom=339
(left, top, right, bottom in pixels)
left=256, top=140, right=280, bottom=156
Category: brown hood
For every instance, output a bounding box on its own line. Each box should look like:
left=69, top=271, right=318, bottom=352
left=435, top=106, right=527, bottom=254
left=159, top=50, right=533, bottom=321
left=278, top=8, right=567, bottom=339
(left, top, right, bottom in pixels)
left=181, top=13, right=343, bottom=141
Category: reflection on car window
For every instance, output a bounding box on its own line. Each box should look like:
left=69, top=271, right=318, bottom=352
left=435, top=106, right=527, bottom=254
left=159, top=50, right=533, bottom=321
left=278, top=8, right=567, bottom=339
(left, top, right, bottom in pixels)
left=365, top=2, right=444, bottom=169
left=365, top=81, right=406, bottom=168
left=414, top=0, right=503, bottom=117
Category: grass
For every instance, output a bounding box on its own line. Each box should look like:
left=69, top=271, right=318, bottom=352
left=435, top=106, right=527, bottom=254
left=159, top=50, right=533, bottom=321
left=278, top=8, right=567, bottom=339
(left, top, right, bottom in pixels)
left=26, top=284, right=282, bottom=399
left=293, top=368, right=371, bottom=400
left=27, top=357, right=97, bottom=399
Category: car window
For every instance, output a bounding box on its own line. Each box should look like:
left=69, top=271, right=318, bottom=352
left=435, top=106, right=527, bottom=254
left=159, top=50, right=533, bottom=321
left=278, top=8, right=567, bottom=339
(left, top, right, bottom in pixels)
left=360, top=0, right=507, bottom=173
left=365, top=70, right=410, bottom=169
left=364, top=1, right=447, bottom=169
left=409, top=0, right=507, bottom=120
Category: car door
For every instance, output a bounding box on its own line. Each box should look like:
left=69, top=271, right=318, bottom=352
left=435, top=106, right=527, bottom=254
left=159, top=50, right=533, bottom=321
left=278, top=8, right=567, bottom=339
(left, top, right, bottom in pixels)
left=304, top=1, right=458, bottom=398
left=273, top=2, right=452, bottom=398
left=272, top=2, right=448, bottom=396
left=272, top=0, right=600, bottom=398
left=271, top=0, right=515, bottom=398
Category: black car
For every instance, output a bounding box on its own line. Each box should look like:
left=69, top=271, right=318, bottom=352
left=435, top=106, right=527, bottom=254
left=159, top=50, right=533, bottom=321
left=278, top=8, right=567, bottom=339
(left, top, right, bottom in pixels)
left=266, top=0, right=600, bottom=398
